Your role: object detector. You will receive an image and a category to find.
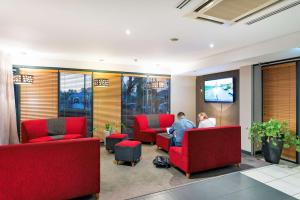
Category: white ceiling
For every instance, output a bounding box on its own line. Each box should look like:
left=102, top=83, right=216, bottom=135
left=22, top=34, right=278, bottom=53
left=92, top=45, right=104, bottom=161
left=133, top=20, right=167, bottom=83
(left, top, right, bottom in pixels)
left=0, top=0, right=300, bottom=75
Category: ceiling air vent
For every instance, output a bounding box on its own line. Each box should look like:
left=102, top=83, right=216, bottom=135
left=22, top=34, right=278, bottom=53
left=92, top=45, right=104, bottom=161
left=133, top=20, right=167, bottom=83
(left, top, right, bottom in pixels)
left=185, top=0, right=282, bottom=25
left=177, top=0, right=192, bottom=9
left=245, top=0, right=300, bottom=25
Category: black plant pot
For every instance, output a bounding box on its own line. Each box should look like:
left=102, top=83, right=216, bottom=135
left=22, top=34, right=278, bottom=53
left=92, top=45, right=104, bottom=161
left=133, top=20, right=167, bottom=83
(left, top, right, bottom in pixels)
left=262, top=137, right=283, bottom=164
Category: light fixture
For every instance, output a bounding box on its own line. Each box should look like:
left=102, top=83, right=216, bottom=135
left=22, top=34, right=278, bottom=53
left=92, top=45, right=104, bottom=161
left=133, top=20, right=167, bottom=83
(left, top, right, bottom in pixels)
left=13, top=74, right=34, bottom=84
left=134, top=58, right=138, bottom=62
left=99, top=59, right=104, bottom=62
left=125, top=29, right=131, bottom=35
left=93, top=78, right=109, bottom=87
left=170, top=38, right=179, bottom=42
left=145, top=78, right=166, bottom=89
left=209, top=43, right=214, bottom=48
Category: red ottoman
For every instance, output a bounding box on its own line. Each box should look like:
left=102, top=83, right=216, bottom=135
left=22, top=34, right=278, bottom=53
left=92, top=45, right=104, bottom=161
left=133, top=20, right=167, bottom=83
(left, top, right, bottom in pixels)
left=156, top=133, right=172, bottom=152
left=106, top=133, right=128, bottom=152
left=115, top=140, right=142, bottom=167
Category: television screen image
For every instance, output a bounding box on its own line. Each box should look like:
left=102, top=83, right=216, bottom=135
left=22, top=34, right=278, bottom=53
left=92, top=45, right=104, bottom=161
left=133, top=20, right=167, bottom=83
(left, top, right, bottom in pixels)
left=204, top=77, right=234, bottom=103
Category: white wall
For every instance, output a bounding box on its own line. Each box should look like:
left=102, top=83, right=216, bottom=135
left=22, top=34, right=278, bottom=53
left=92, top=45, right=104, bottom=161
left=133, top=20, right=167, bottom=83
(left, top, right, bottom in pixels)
left=239, top=66, right=252, bottom=152
left=171, top=75, right=196, bottom=124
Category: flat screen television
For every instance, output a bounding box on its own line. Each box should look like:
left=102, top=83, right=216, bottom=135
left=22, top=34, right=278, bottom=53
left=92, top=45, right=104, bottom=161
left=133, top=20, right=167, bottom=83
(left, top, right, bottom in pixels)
left=204, top=77, right=234, bottom=103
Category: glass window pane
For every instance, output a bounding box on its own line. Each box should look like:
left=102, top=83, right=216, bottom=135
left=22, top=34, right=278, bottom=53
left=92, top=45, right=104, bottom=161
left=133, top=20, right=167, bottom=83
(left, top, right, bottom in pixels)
left=59, top=72, right=93, bottom=134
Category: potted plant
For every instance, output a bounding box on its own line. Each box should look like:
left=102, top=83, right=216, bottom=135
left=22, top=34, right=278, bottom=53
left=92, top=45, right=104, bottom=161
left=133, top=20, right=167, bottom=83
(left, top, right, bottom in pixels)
left=104, top=123, right=113, bottom=137
left=103, top=122, right=127, bottom=144
left=249, top=119, right=300, bottom=164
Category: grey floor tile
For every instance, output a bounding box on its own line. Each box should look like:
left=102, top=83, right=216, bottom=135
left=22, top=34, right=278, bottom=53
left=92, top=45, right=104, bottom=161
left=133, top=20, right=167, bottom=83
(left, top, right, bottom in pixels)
left=131, top=173, right=296, bottom=200
left=219, top=184, right=293, bottom=200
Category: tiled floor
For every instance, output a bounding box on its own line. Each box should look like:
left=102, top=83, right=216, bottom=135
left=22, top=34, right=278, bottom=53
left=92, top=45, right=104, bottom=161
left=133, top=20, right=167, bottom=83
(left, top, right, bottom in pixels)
left=130, top=172, right=297, bottom=200
left=241, top=165, right=300, bottom=199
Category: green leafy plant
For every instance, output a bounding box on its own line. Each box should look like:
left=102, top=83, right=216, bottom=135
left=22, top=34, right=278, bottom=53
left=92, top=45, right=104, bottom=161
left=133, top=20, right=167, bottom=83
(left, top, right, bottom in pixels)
left=104, top=122, right=126, bottom=133
left=249, top=119, right=300, bottom=152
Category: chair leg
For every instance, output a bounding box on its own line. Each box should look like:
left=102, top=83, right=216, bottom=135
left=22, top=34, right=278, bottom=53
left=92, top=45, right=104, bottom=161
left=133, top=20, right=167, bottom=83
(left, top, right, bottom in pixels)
left=186, top=173, right=191, bottom=178
left=95, top=192, right=100, bottom=199
left=235, top=163, right=241, bottom=168
left=131, top=162, right=135, bottom=167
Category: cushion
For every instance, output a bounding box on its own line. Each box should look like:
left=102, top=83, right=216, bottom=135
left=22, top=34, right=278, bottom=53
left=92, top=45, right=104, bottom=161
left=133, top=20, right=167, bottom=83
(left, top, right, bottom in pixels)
left=29, top=136, right=55, bottom=143
left=140, top=128, right=160, bottom=134
left=146, top=114, right=159, bottom=128
left=29, top=134, right=83, bottom=143
left=47, top=118, right=66, bottom=136
left=22, top=120, right=48, bottom=140
left=63, top=134, right=83, bottom=140
left=107, top=133, right=127, bottom=139
left=159, top=114, right=174, bottom=128
left=135, top=115, right=148, bottom=130
left=65, top=117, right=86, bottom=136
left=116, top=140, right=141, bottom=147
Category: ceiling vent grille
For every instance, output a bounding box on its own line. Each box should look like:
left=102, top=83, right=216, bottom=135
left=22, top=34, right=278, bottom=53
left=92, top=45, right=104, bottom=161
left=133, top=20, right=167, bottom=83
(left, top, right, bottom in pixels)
left=245, top=0, right=300, bottom=25
left=177, top=0, right=192, bottom=9
left=185, top=0, right=282, bottom=25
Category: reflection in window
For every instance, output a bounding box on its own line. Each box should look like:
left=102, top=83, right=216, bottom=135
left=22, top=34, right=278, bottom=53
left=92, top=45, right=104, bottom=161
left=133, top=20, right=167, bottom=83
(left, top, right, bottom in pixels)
left=121, top=76, right=170, bottom=137
left=59, top=73, right=92, bottom=134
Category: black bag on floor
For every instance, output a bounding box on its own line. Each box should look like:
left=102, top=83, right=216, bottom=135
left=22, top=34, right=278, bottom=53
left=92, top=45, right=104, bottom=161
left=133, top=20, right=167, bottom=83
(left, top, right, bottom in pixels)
left=153, top=156, right=170, bottom=168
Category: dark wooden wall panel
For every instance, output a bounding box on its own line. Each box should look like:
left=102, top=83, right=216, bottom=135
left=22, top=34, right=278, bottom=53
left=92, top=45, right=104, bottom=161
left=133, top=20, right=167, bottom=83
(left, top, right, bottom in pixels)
left=196, top=70, right=240, bottom=126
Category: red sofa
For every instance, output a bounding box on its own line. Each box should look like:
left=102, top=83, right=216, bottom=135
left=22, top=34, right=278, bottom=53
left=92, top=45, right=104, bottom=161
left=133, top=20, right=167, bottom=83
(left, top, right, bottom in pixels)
left=134, top=114, right=174, bottom=143
left=0, top=138, right=100, bottom=199
left=169, top=126, right=241, bottom=178
left=21, top=117, right=87, bottom=143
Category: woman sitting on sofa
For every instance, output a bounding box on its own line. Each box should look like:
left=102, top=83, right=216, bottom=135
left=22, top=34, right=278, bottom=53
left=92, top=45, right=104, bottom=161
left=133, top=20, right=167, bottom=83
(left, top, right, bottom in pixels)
left=198, top=112, right=215, bottom=128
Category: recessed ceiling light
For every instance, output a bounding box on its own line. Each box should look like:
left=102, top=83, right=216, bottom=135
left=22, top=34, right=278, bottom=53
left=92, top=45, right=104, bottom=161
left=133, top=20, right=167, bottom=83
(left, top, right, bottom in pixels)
left=20, top=51, right=28, bottom=55
left=209, top=43, right=214, bottom=48
left=99, top=59, right=104, bottom=62
left=170, top=38, right=179, bottom=42
left=125, top=29, right=131, bottom=35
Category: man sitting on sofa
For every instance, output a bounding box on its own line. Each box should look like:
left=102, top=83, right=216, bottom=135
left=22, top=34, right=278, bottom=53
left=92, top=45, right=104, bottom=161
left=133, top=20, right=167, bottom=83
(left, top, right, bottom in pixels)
left=169, top=112, right=195, bottom=146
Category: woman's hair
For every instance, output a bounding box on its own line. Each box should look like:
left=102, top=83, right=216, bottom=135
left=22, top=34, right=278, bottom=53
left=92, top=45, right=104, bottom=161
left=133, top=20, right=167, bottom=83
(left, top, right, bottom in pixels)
left=177, top=112, right=185, bottom=118
left=199, top=112, right=208, bottom=120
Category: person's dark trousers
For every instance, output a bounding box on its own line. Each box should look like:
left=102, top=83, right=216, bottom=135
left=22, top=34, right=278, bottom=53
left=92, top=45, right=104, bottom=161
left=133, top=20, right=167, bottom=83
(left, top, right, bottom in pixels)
left=170, top=135, right=181, bottom=147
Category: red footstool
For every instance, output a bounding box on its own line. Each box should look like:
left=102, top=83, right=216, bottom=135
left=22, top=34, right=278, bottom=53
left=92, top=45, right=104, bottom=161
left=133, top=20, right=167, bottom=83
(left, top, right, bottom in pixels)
left=156, top=133, right=172, bottom=152
left=115, top=140, right=142, bottom=167
left=106, top=133, right=128, bottom=152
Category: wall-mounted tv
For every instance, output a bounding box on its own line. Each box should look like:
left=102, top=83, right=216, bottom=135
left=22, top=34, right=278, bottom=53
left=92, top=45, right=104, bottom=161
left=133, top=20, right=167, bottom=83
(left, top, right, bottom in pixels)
left=204, top=77, right=234, bottom=103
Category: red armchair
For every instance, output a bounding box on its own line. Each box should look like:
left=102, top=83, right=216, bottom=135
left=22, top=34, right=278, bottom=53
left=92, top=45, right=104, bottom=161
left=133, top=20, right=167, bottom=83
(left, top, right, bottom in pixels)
left=0, top=138, right=100, bottom=199
left=21, top=117, right=87, bottom=143
left=134, top=114, right=174, bottom=143
left=169, top=126, right=241, bottom=178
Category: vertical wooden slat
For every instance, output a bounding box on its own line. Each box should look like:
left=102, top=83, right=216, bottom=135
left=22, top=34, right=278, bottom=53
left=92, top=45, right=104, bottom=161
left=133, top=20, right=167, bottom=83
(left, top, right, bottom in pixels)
left=93, top=73, right=121, bottom=140
left=262, top=62, right=296, bottom=161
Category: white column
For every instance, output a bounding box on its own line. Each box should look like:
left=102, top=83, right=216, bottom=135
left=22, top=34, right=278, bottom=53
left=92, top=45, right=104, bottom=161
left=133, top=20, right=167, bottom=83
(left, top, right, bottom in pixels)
left=239, top=66, right=252, bottom=152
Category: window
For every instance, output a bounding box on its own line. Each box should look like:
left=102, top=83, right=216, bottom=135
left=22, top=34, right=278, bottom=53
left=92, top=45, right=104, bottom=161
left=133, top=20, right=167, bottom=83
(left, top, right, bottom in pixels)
left=59, top=72, right=92, bottom=133
left=121, top=76, right=170, bottom=137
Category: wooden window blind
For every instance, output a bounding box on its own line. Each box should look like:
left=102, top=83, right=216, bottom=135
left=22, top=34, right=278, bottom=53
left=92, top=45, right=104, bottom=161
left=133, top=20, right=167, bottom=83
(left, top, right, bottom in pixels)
left=20, top=68, right=58, bottom=121
left=262, top=62, right=296, bottom=161
left=93, top=73, right=121, bottom=139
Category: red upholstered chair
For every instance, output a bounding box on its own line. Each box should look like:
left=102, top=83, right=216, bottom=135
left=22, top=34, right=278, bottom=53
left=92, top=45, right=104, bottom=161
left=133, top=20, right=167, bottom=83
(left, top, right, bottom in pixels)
left=21, top=117, right=87, bottom=143
left=169, top=126, right=241, bottom=178
left=0, top=138, right=100, bottom=199
left=133, top=114, right=175, bottom=143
